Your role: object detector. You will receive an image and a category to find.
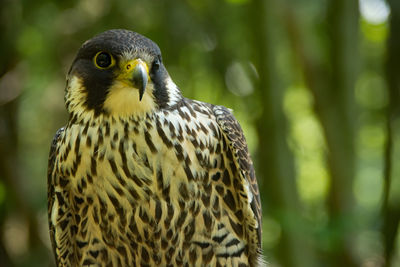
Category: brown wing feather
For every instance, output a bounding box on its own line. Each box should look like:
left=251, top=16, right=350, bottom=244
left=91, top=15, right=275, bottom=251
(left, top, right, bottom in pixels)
left=213, top=106, right=262, bottom=248
left=47, top=127, right=65, bottom=266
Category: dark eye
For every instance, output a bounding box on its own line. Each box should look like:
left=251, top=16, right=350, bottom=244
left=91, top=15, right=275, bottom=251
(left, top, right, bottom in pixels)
left=152, top=59, right=160, bottom=72
left=94, top=52, right=114, bottom=69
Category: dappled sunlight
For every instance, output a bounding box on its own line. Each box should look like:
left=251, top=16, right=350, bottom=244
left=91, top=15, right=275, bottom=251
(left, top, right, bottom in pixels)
left=284, top=86, right=328, bottom=204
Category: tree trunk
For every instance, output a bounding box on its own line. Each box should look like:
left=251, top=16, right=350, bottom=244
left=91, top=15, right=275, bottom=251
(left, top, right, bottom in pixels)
left=249, top=0, right=315, bottom=266
left=283, top=0, right=359, bottom=265
left=382, top=0, right=400, bottom=265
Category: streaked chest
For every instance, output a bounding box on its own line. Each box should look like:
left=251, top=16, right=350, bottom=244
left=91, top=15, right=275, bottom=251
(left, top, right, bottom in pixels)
left=55, top=109, right=222, bottom=206
left=51, top=107, right=251, bottom=266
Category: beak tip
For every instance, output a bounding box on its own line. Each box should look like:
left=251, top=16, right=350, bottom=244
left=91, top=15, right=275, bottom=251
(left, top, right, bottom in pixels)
left=131, top=61, right=148, bottom=102
left=139, top=90, right=145, bottom=101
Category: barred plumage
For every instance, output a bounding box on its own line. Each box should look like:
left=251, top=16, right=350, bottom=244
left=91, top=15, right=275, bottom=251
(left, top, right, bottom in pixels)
left=48, top=29, right=263, bottom=266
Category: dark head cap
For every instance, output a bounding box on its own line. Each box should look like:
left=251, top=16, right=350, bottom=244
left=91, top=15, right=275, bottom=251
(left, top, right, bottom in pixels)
left=75, top=29, right=162, bottom=62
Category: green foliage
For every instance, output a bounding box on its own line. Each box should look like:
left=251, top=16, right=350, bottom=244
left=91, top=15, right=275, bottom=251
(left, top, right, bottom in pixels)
left=0, top=0, right=398, bottom=266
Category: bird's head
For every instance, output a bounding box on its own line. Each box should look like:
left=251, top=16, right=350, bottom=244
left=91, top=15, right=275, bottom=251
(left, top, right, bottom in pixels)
left=65, top=29, right=182, bottom=119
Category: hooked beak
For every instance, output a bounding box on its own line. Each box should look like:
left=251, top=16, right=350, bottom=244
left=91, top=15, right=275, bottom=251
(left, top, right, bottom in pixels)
left=121, top=59, right=149, bottom=101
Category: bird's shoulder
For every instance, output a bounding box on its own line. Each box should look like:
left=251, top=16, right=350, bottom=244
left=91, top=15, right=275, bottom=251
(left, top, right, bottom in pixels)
left=48, top=127, right=65, bottom=185
left=47, top=127, right=67, bottom=266
left=174, top=98, right=263, bottom=261
left=212, top=105, right=263, bottom=264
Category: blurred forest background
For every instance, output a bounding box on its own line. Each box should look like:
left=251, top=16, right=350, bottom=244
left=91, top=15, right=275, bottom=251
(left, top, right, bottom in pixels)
left=0, top=0, right=399, bottom=266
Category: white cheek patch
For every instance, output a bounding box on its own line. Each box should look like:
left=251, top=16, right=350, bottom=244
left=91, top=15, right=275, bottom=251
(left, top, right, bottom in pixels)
left=65, top=76, right=96, bottom=120
left=66, top=76, right=86, bottom=110
left=165, top=77, right=182, bottom=106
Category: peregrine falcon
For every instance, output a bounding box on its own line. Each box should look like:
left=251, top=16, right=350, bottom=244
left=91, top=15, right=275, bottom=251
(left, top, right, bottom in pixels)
left=48, top=29, right=263, bottom=266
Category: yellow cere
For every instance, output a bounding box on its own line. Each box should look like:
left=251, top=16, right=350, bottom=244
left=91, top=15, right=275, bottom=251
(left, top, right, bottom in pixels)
left=117, top=58, right=150, bottom=84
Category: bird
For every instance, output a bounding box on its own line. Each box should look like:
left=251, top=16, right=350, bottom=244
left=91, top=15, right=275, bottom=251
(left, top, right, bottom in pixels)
left=48, top=29, right=263, bottom=267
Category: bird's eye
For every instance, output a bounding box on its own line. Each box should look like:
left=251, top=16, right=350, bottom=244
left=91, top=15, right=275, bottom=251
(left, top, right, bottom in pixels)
left=94, top=52, right=114, bottom=69
left=152, top=60, right=160, bottom=72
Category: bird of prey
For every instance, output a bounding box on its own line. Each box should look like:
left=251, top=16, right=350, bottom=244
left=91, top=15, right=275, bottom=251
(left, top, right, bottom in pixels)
left=48, top=29, right=263, bottom=267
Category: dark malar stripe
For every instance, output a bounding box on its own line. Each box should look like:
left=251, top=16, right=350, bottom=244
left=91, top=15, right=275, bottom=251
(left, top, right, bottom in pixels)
left=144, top=131, right=157, bottom=153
